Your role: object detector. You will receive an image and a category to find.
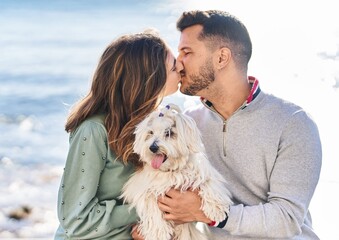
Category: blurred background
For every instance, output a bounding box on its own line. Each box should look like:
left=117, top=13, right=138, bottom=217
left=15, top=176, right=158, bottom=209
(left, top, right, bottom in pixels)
left=0, top=0, right=338, bottom=239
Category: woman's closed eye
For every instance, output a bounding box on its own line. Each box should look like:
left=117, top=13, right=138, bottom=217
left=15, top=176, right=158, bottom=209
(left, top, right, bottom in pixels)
left=170, top=59, right=177, bottom=72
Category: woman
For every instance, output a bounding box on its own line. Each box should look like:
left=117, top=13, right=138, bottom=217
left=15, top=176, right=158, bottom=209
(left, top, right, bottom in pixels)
left=54, top=31, right=180, bottom=239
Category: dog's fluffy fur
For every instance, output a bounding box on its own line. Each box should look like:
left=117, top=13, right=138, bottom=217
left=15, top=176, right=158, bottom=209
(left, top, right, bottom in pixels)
left=121, top=104, right=232, bottom=240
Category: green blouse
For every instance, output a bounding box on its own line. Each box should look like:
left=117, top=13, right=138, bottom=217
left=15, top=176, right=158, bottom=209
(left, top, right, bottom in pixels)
left=55, top=115, right=138, bottom=239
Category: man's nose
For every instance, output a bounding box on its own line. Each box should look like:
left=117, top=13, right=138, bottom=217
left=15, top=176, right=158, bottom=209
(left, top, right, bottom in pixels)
left=175, top=58, right=184, bottom=73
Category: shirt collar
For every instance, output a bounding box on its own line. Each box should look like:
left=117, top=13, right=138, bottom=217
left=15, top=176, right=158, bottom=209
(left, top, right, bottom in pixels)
left=200, top=76, right=261, bottom=110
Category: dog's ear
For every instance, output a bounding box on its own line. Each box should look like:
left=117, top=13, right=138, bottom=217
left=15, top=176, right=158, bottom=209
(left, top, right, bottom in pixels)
left=133, top=113, right=154, bottom=154
left=174, top=113, right=203, bottom=153
left=167, top=104, right=182, bottom=113
left=160, top=104, right=182, bottom=117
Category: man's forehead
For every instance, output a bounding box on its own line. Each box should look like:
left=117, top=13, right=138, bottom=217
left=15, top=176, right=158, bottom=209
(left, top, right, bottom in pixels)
left=178, top=25, right=204, bottom=50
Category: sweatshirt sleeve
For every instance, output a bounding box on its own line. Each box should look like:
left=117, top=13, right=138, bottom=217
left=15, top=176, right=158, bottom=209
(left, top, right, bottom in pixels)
left=224, top=111, right=322, bottom=238
left=57, top=120, right=138, bottom=239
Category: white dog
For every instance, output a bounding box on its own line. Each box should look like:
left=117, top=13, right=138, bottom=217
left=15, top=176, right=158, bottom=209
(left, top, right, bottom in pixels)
left=121, top=104, right=232, bottom=240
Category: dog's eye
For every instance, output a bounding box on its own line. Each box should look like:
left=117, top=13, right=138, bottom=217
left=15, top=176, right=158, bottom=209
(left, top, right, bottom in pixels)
left=148, top=130, right=153, bottom=135
left=165, top=129, right=173, bottom=138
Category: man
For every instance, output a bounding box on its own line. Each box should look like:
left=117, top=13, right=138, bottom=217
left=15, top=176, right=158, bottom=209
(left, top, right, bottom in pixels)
left=157, top=10, right=322, bottom=239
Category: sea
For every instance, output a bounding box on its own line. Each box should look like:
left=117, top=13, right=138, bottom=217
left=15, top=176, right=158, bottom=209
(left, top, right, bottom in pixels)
left=0, top=0, right=338, bottom=239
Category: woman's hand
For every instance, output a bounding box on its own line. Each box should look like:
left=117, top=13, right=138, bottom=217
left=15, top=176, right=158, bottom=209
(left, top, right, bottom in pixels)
left=131, top=224, right=144, bottom=240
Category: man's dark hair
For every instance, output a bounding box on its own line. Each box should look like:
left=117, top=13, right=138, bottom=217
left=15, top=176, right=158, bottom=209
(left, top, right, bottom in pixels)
left=177, top=10, right=252, bottom=71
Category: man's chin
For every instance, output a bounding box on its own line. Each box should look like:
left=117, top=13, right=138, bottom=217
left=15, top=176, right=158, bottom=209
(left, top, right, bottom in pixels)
left=179, top=85, right=193, bottom=96
left=183, top=91, right=196, bottom=96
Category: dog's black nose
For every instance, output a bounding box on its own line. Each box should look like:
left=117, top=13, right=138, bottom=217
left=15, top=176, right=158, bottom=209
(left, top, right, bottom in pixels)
left=149, top=142, right=159, bottom=153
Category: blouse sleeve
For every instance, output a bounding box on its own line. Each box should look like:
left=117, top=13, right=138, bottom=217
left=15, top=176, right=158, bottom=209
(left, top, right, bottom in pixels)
left=57, top=119, right=138, bottom=238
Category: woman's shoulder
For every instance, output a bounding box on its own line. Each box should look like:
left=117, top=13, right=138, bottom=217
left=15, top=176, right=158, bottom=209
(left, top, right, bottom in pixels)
left=86, top=114, right=106, bottom=125
left=71, top=114, right=107, bottom=140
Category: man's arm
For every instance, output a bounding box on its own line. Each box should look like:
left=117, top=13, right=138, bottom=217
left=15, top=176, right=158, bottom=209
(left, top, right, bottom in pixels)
left=158, top=111, right=322, bottom=238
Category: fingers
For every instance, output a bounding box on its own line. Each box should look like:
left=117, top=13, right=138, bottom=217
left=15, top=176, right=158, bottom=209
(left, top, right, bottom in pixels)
left=158, top=188, right=204, bottom=224
left=158, top=192, right=179, bottom=221
left=158, top=188, right=181, bottom=207
left=158, top=193, right=174, bottom=209
left=158, top=189, right=196, bottom=215
left=158, top=200, right=171, bottom=213
left=160, top=208, right=185, bottom=224
left=158, top=192, right=181, bottom=214
left=164, top=188, right=180, bottom=198
left=131, top=224, right=144, bottom=240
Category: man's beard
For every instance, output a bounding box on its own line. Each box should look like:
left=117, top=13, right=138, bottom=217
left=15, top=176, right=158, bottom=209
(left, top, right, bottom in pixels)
left=181, top=59, right=215, bottom=96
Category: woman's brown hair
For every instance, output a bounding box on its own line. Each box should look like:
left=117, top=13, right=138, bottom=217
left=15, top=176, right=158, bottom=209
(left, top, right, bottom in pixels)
left=65, top=32, right=168, bottom=166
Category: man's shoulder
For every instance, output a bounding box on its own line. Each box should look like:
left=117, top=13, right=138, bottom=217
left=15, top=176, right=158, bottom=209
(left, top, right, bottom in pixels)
left=259, top=92, right=318, bottom=128
left=260, top=91, right=304, bottom=115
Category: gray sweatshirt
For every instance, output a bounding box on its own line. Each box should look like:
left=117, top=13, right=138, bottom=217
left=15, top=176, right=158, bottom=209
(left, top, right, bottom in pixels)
left=185, top=90, right=322, bottom=239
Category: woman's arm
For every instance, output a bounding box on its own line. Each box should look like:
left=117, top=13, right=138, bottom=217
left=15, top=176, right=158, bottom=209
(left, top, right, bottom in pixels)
left=57, top=120, right=138, bottom=238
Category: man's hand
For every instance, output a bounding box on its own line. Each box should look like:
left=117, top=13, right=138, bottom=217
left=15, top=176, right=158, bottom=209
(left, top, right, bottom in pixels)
left=157, top=188, right=212, bottom=224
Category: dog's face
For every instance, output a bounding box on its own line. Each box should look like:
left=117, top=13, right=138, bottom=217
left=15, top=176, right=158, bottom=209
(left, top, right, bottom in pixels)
left=133, top=104, right=203, bottom=172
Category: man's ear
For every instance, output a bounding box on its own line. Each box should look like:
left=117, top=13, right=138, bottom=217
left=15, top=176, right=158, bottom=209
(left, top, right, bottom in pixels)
left=215, top=47, right=232, bottom=70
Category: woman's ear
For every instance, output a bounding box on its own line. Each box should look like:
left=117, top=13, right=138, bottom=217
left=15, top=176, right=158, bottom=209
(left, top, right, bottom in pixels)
left=215, top=47, right=232, bottom=70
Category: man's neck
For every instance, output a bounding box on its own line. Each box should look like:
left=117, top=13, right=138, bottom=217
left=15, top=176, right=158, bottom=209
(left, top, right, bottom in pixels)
left=204, top=76, right=251, bottom=119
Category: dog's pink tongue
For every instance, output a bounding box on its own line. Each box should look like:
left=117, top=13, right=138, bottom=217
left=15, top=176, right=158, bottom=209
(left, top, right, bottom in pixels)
left=151, top=154, right=165, bottom=169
